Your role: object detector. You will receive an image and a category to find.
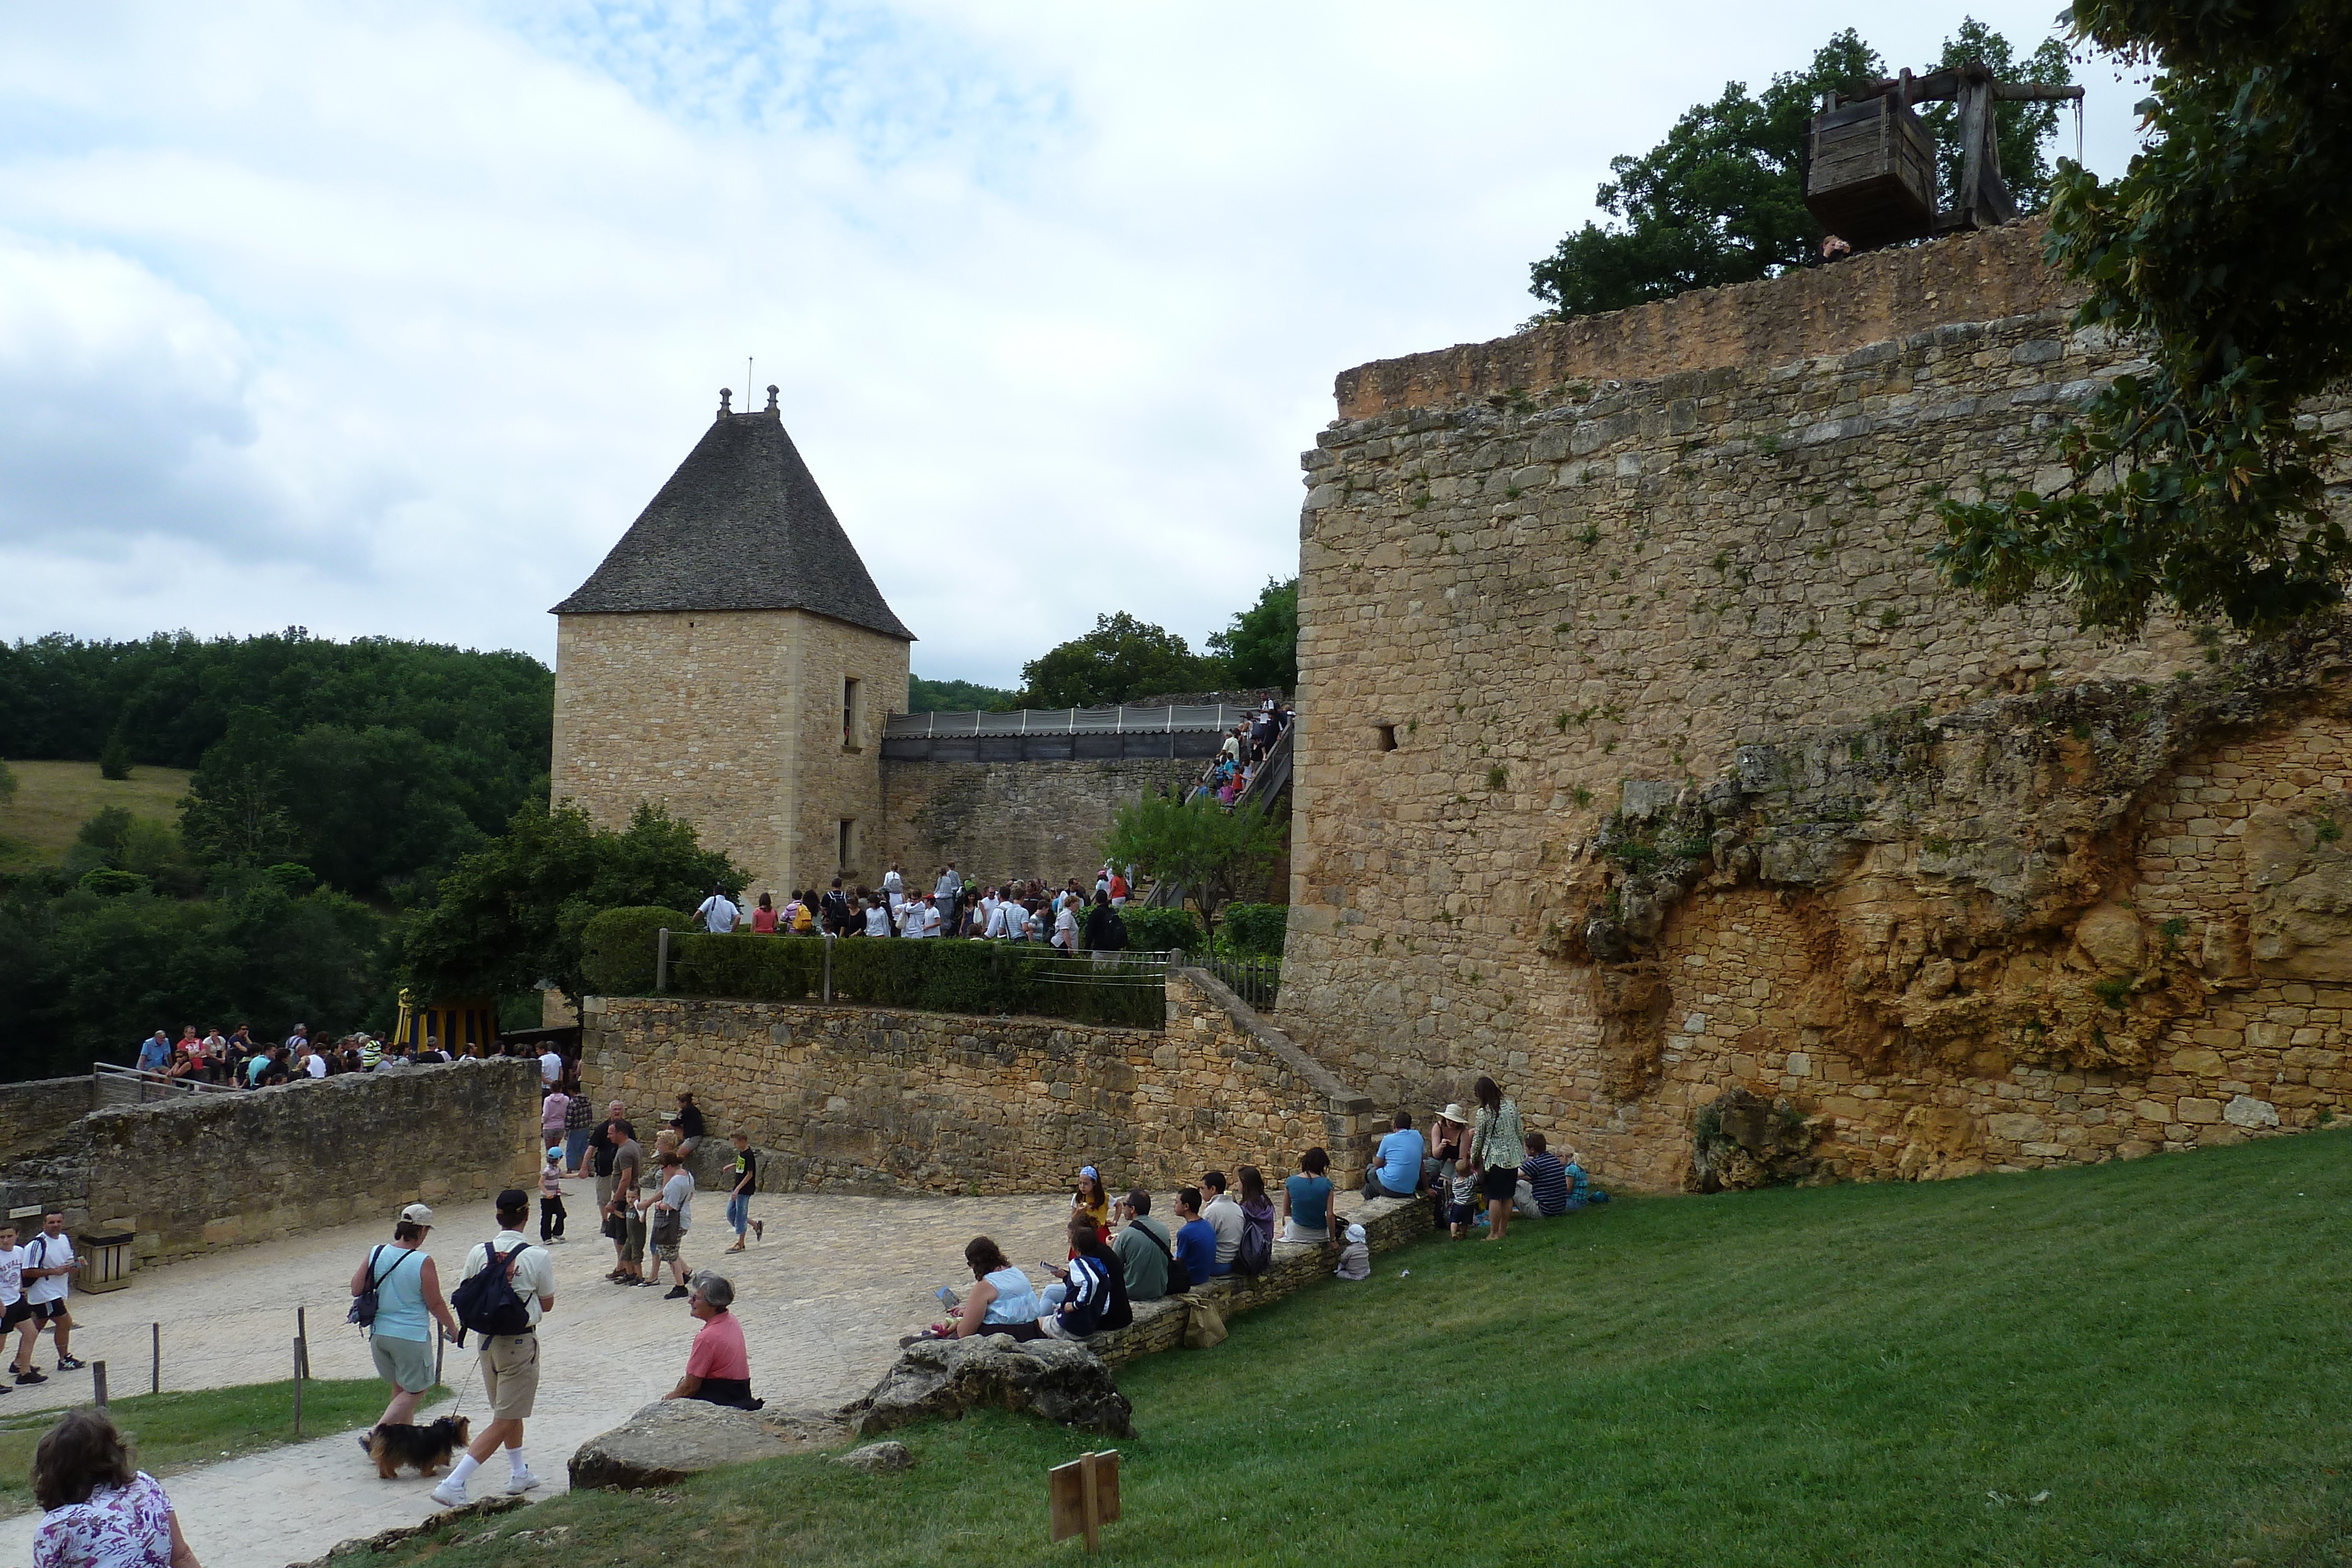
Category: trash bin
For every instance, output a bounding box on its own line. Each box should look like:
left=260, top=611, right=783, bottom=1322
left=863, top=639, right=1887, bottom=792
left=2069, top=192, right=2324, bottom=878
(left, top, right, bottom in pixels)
left=79, top=1231, right=134, bottom=1294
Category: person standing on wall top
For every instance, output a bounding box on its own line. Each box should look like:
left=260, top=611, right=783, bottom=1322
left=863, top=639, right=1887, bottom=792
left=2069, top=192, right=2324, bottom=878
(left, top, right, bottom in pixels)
left=1469, top=1075, right=1526, bottom=1243
left=1363, top=1111, right=1425, bottom=1201
left=694, top=885, right=740, bottom=934
left=433, top=1190, right=555, bottom=1507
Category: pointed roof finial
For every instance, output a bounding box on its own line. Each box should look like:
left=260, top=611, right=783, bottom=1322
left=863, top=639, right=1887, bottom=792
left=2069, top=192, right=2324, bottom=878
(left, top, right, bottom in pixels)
left=766, top=384, right=780, bottom=413
left=717, top=387, right=733, bottom=418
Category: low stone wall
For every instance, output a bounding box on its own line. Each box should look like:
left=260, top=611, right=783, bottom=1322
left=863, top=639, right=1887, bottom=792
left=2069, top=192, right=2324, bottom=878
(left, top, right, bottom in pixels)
left=1084, top=1190, right=1436, bottom=1366
left=579, top=970, right=1378, bottom=1195
left=0, top=1059, right=542, bottom=1263
left=0, top=1076, right=95, bottom=1159
left=879, top=756, right=1198, bottom=888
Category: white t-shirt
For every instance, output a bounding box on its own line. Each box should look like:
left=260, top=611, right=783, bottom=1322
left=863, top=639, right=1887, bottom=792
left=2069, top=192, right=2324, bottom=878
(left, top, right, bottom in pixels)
left=863, top=905, right=891, bottom=937
left=0, top=1245, right=25, bottom=1307
left=1202, top=1195, right=1245, bottom=1269
left=916, top=904, right=942, bottom=938
left=660, top=1171, right=694, bottom=1232
left=538, top=1051, right=562, bottom=1086
left=304, top=1054, right=328, bottom=1079
left=1053, top=906, right=1079, bottom=950
left=696, top=894, right=740, bottom=933
left=24, top=1233, right=74, bottom=1305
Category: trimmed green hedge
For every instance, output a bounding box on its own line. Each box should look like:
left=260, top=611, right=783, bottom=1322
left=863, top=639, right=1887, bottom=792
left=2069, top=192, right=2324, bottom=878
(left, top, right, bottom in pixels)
left=580, top=906, right=691, bottom=995
left=1120, top=906, right=1203, bottom=956
left=664, top=935, right=1165, bottom=1029
left=1217, top=903, right=1288, bottom=958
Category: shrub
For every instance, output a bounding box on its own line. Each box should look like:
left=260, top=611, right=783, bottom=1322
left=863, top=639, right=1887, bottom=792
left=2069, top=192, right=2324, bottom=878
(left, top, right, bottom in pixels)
left=98, top=735, right=132, bottom=781
left=1122, top=906, right=1204, bottom=956
left=1217, top=904, right=1288, bottom=958
left=665, top=935, right=1163, bottom=1028
left=579, top=906, right=692, bottom=996
left=78, top=868, right=151, bottom=897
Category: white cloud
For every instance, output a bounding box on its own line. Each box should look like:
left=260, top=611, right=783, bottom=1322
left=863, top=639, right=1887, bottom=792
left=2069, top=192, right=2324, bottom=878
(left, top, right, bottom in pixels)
left=0, top=1, right=2147, bottom=682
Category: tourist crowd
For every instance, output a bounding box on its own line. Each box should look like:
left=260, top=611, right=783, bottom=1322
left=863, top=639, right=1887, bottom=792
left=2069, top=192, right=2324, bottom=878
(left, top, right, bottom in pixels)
left=693, top=859, right=1143, bottom=954
left=1185, top=700, right=1291, bottom=807
left=131, top=1025, right=572, bottom=1092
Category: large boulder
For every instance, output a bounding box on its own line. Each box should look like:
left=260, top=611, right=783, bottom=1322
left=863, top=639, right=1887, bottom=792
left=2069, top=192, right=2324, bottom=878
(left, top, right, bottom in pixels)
left=846, top=1334, right=1134, bottom=1439
left=569, top=1400, right=793, bottom=1491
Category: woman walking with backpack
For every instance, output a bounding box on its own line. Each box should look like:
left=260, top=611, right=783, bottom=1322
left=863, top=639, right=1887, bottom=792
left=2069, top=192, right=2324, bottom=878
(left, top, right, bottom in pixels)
left=1469, top=1075, right=1526, bottom=1242
left=348, top=1203, right=462, bottom=1447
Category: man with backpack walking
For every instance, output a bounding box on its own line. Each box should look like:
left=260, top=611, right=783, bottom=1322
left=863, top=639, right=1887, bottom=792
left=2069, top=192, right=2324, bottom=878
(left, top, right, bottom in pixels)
left=433, top=1190, right=556, bottom=1507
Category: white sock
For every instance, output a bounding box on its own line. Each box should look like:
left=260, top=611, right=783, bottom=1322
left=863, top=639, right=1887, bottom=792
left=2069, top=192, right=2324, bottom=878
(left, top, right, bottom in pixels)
left=448, top=1455, right=480, bottom=1489
left=507, top=1448, right=530, bottom=1477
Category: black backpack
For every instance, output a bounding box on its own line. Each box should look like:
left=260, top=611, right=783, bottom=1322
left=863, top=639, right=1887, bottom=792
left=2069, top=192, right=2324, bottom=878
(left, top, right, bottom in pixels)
left=451, top=1241, right=534, bottom=1336
left=1148, top=1221, right=1191, bottom=1295
left=1105, top=914, right=1128, bottom=951
left=1234, top=1206, right=1272, bottom=1277
left=347, top=1243, right=402, bottom=1328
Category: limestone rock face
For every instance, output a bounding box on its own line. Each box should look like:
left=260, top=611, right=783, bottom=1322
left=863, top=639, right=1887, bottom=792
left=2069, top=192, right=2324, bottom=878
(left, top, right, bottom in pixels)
left=847, top=1335, right=1135, bottom=1439
left=1689, top=1086, right=1818, bottom=1192
left=568, top=1400, right=791, bottom=1491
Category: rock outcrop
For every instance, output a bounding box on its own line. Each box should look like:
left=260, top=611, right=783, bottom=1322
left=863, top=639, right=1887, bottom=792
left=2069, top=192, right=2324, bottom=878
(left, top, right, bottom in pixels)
left=846, top=1335, right=1134, bottom=1439
left=834, top=1440, right=914, bottom=1473
left=568, top=1400, right=793, bottom=1491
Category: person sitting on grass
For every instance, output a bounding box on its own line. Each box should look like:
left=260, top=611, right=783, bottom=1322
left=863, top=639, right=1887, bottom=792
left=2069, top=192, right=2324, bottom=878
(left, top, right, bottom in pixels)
left=661, top=1273, right=761, bottom=1410
left=1522, top=1133, right=1575, bottom=1217
left=1171, top=1188, right=1218, bottom=1285
left=1038, top=1215, right=1132, bottom=1340
left=930, top=1238, right=1046, bottom=1342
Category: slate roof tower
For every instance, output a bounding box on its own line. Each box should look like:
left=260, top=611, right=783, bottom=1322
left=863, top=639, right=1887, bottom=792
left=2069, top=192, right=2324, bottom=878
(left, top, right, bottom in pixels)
left=550, top=387, right=913, bottom=902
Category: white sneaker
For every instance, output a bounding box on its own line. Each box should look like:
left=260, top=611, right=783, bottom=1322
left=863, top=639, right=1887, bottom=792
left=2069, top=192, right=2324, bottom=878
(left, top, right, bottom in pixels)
left=506, top=1467, right=542, bottom=1494
left=430, top=1479, right=468, bottom=1508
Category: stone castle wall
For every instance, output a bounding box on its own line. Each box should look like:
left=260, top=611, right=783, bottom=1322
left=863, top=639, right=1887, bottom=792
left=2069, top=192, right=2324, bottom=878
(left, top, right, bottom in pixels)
left=0, top=1076, right=95, bottom=1158
left=0, top=1059, right=540, bottom=1263
left=1281, top=224, right=2352, bottom=1191
left=552, top=607, right=909, bottom=898
left=579, top=971, right=1375, bottom=1195
left=879, top=757, right=1198, bottom=887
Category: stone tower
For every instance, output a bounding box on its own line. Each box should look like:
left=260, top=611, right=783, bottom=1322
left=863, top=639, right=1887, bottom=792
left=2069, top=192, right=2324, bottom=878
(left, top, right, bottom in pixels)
left=550, top=387, right=913, bottom=898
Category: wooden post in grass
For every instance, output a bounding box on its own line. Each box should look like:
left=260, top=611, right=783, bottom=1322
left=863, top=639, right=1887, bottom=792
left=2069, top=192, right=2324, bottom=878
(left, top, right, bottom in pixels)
left=1048, top=1450, right=1121, bottom=1553
left=150, top=1322, right=159, bottom=1394
left=91, top=1360, right=107, bottom=1409
left=292, top=1307, right=308, bottom=1436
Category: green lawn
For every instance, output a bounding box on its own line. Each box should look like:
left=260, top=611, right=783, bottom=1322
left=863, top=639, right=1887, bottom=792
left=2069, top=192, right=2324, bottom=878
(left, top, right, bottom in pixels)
left=379, top=1134, right=2351, bottom=1566
left=0, top=759, right=193, bottom=865
left=0, top=1378, right=434, bottom=1519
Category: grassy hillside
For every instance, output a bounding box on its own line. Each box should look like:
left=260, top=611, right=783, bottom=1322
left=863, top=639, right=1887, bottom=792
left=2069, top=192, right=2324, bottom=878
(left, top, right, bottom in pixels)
left=0, top=758, right=193, bottom=864
left=376, top=1133, right=2352, bottom=1567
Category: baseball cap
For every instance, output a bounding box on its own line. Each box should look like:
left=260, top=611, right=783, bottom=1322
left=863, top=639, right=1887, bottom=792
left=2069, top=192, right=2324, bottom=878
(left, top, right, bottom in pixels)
left=399, top=1203, right=434, bottom=1225
left=496, top=1188, right=529, bottom=1211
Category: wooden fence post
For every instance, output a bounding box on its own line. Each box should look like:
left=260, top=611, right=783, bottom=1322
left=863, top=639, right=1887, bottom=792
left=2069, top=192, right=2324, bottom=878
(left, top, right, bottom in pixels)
left=151, top=1322, right=159, bottom=1395
left=91, top=1361, right=107, bottom=1409
left=656, top=928, right=670, bottom=993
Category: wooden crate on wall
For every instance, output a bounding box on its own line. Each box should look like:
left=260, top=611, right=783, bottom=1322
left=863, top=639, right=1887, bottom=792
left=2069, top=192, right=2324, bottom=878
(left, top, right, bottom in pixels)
left=1805, top=95, right=1936, bottom=250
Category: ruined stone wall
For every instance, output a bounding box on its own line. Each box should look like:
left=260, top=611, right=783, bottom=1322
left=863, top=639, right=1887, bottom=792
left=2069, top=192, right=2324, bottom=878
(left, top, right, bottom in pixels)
left=0, top=1059, right=541, bottom=1262
left=1283, top=225, right=2352, bottom=1191
left=879, top=757, right=1198, bottom=886
left=552, top=607, right=908, bottom=898
left=578, top=971, right=1374, bottom=1195
left=0, top=1076, right=93, bottom=1158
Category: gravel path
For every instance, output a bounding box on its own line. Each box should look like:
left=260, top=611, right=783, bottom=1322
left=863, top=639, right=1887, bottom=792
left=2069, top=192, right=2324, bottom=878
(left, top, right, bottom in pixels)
left=0, top=1176, right=1074, bottom=1568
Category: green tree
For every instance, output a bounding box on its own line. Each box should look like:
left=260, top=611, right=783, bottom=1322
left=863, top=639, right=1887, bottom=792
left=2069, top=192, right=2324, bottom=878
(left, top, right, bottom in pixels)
left=1918, top=20, right=2074, bottom=215
left=907, top=675, right=1020, bottom=713
left=1933, top=0, right=2352, bottom=633
left=1018, top=613, right=1208, bottom=709
left=1528, top=31, right=1883, bottom=317
left=179, top=709, right=301, bottom=872
left=402, top=799, right=743, bottom=1005
left=1101, top=794, right=1284, bottom=939
left=1205, top=578, right=1298, bottom=694
left=97, top=733, right=131, bottom=781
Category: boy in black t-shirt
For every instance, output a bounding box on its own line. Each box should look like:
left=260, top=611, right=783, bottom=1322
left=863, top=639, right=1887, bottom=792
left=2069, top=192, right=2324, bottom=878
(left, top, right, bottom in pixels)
left=725, top=1131, right=761, bottom=1252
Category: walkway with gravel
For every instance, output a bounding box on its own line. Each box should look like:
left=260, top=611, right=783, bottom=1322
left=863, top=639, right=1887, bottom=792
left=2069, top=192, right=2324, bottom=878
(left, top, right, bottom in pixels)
left=0, top=1176, right=1077, bottom=1568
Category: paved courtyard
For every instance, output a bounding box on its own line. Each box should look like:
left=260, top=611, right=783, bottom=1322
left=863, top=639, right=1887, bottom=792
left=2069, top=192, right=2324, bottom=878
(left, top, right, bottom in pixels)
left=0, top=1175, right=1078, bottom=1568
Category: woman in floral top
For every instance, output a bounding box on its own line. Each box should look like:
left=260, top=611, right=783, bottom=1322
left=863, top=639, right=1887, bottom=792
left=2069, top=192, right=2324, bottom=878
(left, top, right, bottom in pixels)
left=1469, top=1075, right=1527, bottom=1242
left=31, top=1409, right=199, bottom=1568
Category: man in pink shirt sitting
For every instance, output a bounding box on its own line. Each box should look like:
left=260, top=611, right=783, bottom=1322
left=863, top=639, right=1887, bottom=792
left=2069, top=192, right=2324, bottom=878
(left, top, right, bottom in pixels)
left=662, top=1273, right=760, bottom=1410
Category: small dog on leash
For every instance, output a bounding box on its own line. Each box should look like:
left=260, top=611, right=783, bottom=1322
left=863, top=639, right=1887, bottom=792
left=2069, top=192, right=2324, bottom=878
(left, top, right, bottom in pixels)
left=369, top=1416, right=471, bottom=1479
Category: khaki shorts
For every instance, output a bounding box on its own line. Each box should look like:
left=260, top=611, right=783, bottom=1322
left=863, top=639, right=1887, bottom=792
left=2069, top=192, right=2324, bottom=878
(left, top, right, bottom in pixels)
left=370, top=1332, right=435, bottom=1393
left=481, top=1332, right=540, bottom=1419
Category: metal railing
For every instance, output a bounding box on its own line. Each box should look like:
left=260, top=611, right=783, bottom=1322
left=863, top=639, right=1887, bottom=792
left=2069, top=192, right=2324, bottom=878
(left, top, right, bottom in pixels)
left=92, top=1062, right=238, bottom=1107
left=886, top=704, right=1262, bottom=739
left=1193, top=952, right=1281, bottom=1012
left=656, top=929, right=1172, bottom=1003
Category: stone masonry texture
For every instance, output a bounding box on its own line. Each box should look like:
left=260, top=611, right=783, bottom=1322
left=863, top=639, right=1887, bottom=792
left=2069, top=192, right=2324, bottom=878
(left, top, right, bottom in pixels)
left=579, top=970, right=1375, bottom=1196
left=0, top=1076, right=96, bottom=1158
left=880, top=757, right=1199, bottom=887
left=0, top=1059, right=540, bottom=1263
left=1282, top=223, right=2352, bottom=1192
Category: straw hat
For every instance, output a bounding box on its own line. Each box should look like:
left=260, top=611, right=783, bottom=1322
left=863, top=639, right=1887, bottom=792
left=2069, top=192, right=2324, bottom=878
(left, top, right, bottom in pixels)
left=1434, top=1102, right=1470, bottom=1125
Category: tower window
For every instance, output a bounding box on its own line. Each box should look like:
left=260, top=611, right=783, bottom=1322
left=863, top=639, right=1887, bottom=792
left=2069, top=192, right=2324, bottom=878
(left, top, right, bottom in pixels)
left=839, top=818, right=858, bottom=872
left=844, top=676, right=864, bottom=750
left=1375, top=724, right=1398, bottom=752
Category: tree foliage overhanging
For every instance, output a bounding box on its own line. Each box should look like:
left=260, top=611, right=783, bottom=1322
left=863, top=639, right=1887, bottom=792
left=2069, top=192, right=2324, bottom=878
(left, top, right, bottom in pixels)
left=1016, top=579, right=1297, bottom=709
left=1933, top=0, right=2352, bottom=634
left=1528, top=23, right=2070, bottom=319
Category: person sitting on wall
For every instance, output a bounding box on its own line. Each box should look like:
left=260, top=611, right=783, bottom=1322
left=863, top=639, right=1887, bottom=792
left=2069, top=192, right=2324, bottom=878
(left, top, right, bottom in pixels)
left=1171, top=1188, right=1218, bottom=1286
left=928, top=1238, right=1046, bottom=1342
left=1038, top=1215, right=1132, bottom=1339
left=1362, top=1111, right=1425, bottom=1201
left=1111, top=1191, right=1172, bottom=1302
left=1279, top=1148, right=1336, bottom=1245
left=660, top=1273, right=760, bottom=1409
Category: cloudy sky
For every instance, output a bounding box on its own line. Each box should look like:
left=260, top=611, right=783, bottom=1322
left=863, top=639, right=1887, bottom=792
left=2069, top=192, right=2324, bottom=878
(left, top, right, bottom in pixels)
left=0, top=2, right=2147, bottom=688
